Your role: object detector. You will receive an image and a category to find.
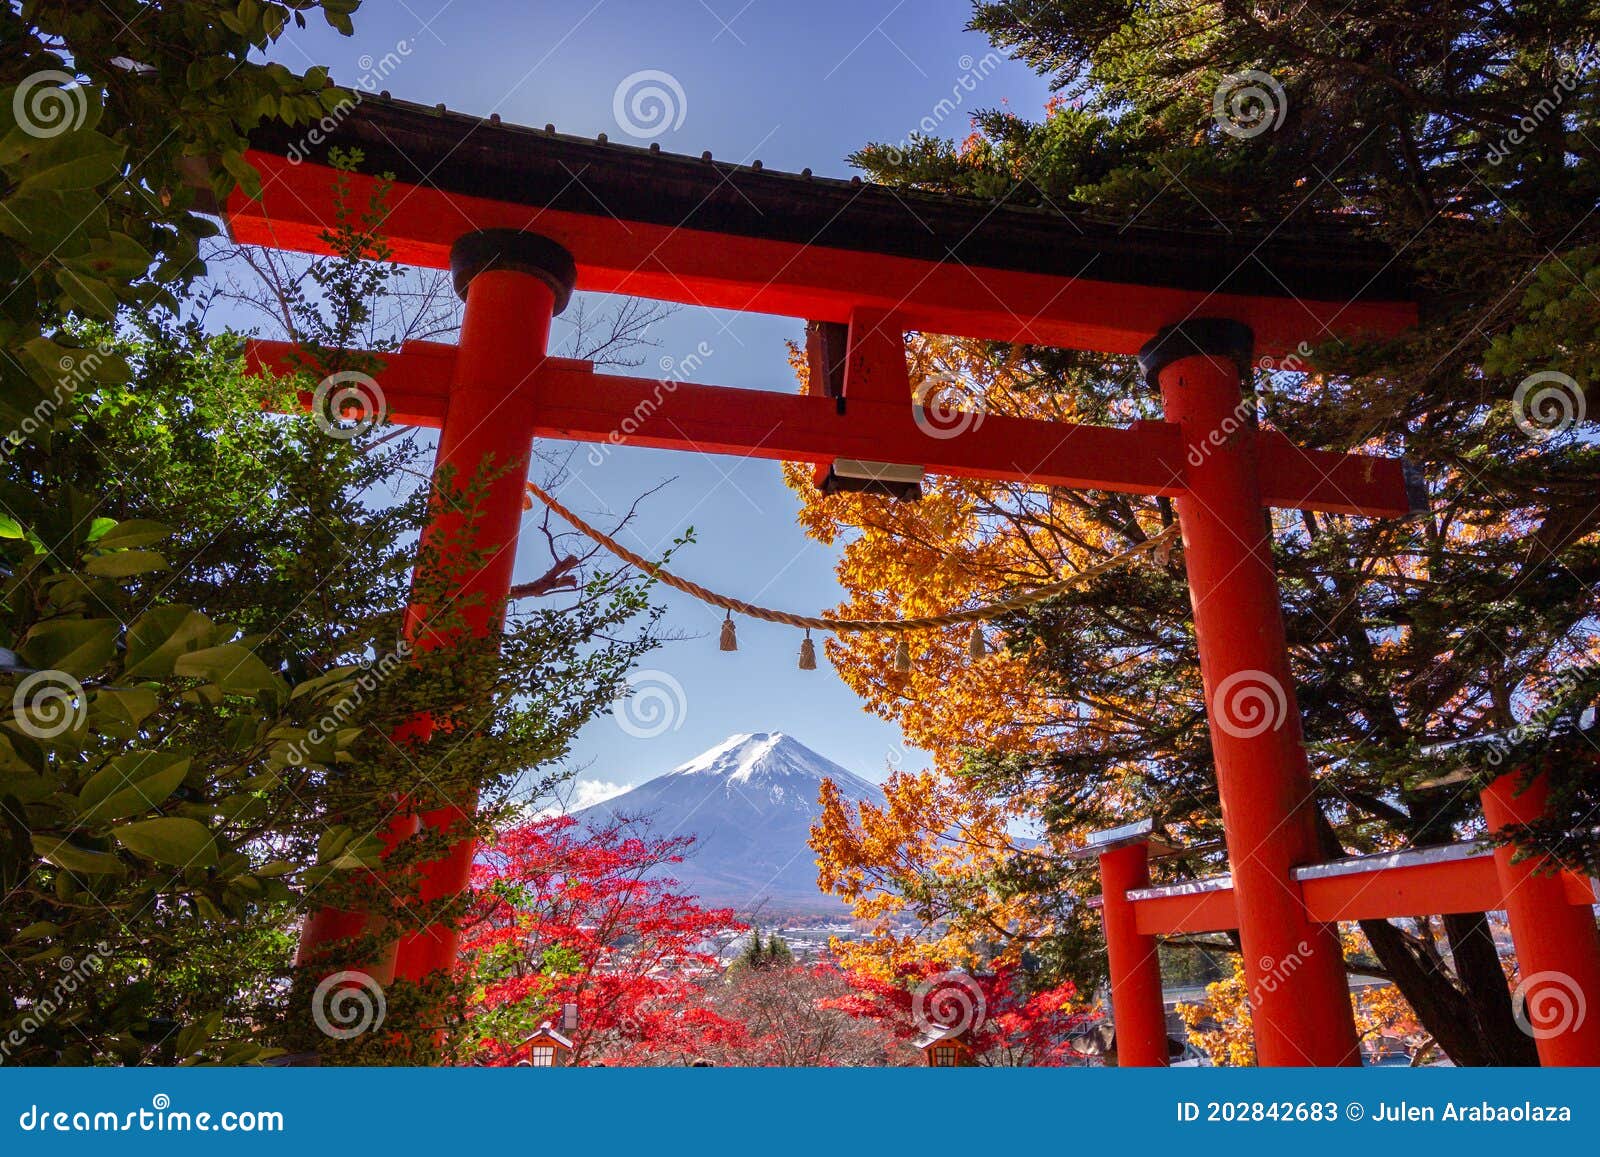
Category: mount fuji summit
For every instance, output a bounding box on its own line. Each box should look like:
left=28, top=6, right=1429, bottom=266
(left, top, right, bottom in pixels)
left=572, top=733, right=884, bottom=915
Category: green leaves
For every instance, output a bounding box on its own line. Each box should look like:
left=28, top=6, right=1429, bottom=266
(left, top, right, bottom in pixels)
left=219, top=151, right=262, bottom=201
left=61, top=232, right=154, bottom=283
left=78, top=752, right=191, bottom=824
left=113, top=818, right=219, bottom=869
left=124, top=606, right=215, bottom=678
left=92, top=686, right=160, bottom=738
left=0, top=188, right=104, bottom=253
left=9, top=131, right=125, bottom=193
left=322, top=0, right=360, bottom=35
left=173, top=644, right=282, bottom=696
left=315, top=824, right=384, bottom=870
left=33, top=836, right=127, bottom=877
left=92, top=520, right=170, bottom=550
left=17, top=618, right=118, bottom=676
left=83, top=549, right=167, bottom=578
left=0, top=1, right=473, bottom=1068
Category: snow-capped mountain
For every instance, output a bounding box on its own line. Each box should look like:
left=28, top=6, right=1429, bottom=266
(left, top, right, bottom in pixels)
left=572, top=733, right=884, bottom=915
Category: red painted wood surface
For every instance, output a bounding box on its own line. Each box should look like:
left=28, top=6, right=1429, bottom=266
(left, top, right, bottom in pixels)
left=1157, top=346, right=1361, bottom=1066
left=1481, top=773, right=1600, bottom=1066
left=1133, top=887, right=1239, bottom=937
left=245, top=341, right=1416, bottom=518
left=227, top=153, right=1418, bottom=360
left=1098, top=843, right=1171, bottom=1067
left=1299, top=855, right=1501, bottom=922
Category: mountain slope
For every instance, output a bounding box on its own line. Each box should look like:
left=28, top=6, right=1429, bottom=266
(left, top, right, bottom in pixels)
left=573, top=733, right=883, bottom=915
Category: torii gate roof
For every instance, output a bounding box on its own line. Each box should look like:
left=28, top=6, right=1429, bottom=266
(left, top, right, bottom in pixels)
left=220, top=93, right=1420, bottom=359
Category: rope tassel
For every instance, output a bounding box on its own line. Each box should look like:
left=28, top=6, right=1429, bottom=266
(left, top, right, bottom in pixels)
left=892, top=637, right=913, bottom=673
left=968, top=623, right=988, bottom=659
left=798, top=631, right=817, bottom=670
left=720, top=614, right=738, bottom=651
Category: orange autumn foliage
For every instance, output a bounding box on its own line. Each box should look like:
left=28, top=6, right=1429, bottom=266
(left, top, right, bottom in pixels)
left=783, top=333, right=1167, bottom=786
left=788, top=333, right=1171, bottom=975
left=1176, top=931, right=1432, bottom=1066
left=811, top=770, right=1031, bottom=977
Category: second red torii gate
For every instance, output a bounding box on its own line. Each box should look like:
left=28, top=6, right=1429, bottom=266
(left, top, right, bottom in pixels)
left=216, top=93, right=1546, bottom=1066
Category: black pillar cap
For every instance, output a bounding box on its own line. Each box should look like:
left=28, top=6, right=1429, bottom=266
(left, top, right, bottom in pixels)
left=450, top=229, right=578, bottom=314
left=1137, top=318, right=1255, bottom=388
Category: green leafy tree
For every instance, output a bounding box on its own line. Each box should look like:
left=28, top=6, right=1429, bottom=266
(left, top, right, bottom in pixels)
left=1, top=144, right=667, bottom=1065
left=737, top=927, right=770, bottom=971
left=2, top=2, right=366, bottom=434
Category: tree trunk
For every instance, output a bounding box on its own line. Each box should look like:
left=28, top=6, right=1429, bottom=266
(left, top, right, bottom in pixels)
left=1357, top=916, right=1491, bottom=1065
left=1441, top=911, right=1537, bottom=1066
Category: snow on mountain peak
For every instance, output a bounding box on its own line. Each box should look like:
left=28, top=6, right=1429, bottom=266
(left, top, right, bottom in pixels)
left=573, top=732, right=887, bottom=913
left=664, top=732, right=879, bottom=798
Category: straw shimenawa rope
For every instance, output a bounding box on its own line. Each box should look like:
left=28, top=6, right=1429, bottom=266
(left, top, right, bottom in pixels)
left=524, top=480, right=1180, bottom=633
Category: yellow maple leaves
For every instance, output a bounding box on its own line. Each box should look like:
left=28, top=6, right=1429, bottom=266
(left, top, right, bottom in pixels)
left=790, top=332, right=1164, bottom=975
left=1176, top=931, right=1431, bottom=1066
left=811, top=770, right=1032, bottom=977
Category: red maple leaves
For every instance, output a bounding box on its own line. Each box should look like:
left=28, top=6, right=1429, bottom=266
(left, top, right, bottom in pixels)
left=461, top=814, right=1085, bottom=1066
left=460, top=814, right=745, bottom=1065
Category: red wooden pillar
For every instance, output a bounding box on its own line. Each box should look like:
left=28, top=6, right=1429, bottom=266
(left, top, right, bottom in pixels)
left=1481, top=770, right=1600, bottom=1066
left=1098, top=842, right=1169, bottom=1066
left=1141, top=320, right=1360, bottom=1067
left=292, top=813, right=417, bottom=984
left=297, top=230, right=576, bottom=985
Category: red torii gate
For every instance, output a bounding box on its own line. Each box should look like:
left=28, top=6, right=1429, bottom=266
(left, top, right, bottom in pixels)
left=219, top=95, right=1599, bottom=1065
left=1085, top=790, right=1600, bottom=1067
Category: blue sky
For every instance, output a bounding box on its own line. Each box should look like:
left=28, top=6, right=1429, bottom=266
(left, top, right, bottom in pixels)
left=260, top=1, right=1054, bottom=798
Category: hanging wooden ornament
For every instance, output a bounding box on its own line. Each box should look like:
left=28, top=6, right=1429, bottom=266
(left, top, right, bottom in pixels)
left=892, top=636, right=913, bottom=672
left=967, top=622, right=988, bottom=658
left=798, top=631, right=817, bottom=670
left=719, top=613, right=738, bottom=651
